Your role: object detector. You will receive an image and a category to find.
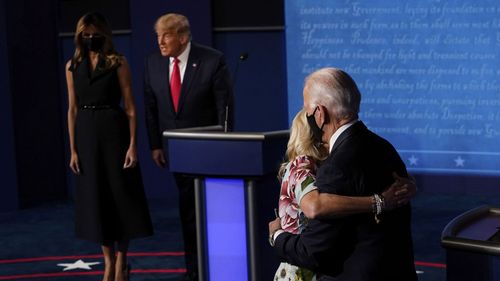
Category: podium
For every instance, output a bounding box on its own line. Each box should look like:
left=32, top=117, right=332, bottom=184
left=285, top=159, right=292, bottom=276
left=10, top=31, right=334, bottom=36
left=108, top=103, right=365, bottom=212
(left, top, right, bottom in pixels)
left=163, top=126, right=288, bottom=281
left=441, top=205, right=500, bottom=281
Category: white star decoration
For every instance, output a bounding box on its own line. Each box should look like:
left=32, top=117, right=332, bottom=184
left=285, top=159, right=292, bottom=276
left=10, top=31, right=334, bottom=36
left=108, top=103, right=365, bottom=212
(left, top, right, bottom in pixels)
left=454, top=156, right=465, bottom=167
left=408, top=155, right=418, bottom=166
left=57, top=259, right=100, bottom=271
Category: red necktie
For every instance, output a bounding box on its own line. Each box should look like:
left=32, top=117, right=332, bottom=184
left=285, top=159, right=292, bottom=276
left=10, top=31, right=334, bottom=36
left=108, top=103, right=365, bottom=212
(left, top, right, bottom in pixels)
left=170, top=58, right=181, bottom=112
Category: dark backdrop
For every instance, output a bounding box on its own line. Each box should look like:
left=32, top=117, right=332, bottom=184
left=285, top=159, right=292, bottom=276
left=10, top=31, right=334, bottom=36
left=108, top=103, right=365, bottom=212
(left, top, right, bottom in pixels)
left=2, top=0, right=67, bottom=209
left=0, top=0, right=18, bottom=212
left=1, top=0, right=288, bottom=210
left=59, top=0, right=131, bottom=33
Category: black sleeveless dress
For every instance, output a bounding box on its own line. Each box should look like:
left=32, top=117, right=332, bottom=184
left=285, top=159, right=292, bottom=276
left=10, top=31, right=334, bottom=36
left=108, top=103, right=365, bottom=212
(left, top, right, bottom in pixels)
left=70, top=57, right=153, bottom=243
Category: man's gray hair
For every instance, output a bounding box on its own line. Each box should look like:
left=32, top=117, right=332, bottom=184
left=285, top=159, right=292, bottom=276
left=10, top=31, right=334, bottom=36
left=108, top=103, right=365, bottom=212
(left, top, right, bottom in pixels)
left=304, top=67, right=361, bottom=121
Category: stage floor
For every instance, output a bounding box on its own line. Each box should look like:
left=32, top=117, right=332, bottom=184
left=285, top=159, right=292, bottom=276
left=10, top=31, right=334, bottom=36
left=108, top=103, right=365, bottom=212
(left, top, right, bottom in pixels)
left=0, top=192, right=498, bottom=281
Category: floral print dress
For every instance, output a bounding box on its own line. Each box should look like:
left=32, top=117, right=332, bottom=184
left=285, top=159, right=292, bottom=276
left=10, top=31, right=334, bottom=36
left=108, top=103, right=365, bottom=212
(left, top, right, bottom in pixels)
left=274, top=155, right=318, bottom=281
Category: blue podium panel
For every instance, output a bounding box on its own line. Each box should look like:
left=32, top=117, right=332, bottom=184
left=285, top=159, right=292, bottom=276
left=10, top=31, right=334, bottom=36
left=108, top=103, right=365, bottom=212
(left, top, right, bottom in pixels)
left=165, top=130, right=288, bottom=176
left=168, top=139, right=264, bottom=176
left=164, top=128, right=287, bottom=281
left=205, top=178, right=248, bottom=281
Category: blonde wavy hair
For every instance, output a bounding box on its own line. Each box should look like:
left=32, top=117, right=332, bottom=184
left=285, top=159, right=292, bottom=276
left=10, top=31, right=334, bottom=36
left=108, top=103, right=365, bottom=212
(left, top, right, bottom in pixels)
left=278, top=109, right=328, bottom=179
left=72, top=12, right=122, bottom=70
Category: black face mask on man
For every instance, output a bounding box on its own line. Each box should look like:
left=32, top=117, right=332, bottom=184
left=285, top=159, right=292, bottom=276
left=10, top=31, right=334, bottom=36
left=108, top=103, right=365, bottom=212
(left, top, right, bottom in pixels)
left=306, top=106, right=325, bottom=147
left=83, top=36, right=105, bottom=52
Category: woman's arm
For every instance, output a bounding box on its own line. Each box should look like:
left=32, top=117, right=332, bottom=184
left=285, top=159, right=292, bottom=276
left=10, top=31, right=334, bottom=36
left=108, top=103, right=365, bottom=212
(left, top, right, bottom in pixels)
left=66, top=60, right=80, bottom=174
left=300, top=175, right=417, bottom=219
left=117, top=57, right=138, bottom=168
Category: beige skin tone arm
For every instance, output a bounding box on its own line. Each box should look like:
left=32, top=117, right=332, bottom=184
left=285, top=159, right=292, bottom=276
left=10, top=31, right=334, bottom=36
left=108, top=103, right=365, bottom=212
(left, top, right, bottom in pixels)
left=117, top=57, right=138, bottom=169
left=268, top=173, right=417, bottom=238
left=66, top=60, right=80, bottom=175
left=300, top=173, right=417, bottom=219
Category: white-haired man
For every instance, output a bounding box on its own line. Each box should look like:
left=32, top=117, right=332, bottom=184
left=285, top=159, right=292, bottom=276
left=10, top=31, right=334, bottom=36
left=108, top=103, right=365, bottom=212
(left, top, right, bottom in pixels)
left=269, top=68, right=417, bottom=281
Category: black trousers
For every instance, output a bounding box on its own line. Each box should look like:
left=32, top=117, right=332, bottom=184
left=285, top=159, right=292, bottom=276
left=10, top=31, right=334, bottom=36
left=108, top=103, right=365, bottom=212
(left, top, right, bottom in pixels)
left=174, top=173, right=198, bottom=275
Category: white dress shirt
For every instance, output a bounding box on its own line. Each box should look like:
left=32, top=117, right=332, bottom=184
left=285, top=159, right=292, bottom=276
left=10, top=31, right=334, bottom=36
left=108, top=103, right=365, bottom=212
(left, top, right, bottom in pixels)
left=169, top=42, right=191, bottom=83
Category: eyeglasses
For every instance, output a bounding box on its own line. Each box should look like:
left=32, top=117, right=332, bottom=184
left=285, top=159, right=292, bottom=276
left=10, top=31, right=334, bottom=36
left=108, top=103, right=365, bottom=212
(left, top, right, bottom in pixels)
left=81, top=33, right=103, bottom=39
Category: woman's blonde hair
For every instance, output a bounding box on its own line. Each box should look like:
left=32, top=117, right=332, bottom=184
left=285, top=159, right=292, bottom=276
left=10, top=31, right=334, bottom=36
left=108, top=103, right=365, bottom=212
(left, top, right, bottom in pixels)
left=72, top=12, right=122, bottom=70
left=278, top=109, right=328, bottom=179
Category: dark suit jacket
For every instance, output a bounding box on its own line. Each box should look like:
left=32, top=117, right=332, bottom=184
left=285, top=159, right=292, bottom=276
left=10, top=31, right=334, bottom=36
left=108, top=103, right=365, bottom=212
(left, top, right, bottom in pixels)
left=143, top=42, right=234, bottom=150
left=274, top=121, right=417, bottom=281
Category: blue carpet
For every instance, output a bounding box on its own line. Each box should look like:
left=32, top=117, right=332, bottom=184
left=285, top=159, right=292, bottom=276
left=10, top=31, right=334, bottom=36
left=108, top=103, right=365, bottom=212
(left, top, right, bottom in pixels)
left=0, top=198, right=185, bottom=280
left=0, top=193, right=499, bottom=280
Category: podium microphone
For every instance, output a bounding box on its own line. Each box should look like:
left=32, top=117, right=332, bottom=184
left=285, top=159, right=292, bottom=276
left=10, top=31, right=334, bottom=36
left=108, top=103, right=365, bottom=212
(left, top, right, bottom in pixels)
left=224, top=106, right=229, bottom=133
left=225, top=52, right=249, bottom=132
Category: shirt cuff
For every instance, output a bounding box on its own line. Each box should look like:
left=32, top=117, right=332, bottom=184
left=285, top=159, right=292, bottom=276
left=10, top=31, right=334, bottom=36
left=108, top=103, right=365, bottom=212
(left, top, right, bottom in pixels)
left=273, top=229, right=285, bottom=241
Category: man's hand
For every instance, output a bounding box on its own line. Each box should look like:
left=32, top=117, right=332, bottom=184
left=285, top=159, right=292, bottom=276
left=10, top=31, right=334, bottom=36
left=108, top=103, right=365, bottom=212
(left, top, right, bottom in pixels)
left=268, top=217, right=281, bottom=246
left=151, top=149, right=166, bottom=168
left=382, top=172, right=418, bottom=210
left=268, top=217, right=281, bottom=237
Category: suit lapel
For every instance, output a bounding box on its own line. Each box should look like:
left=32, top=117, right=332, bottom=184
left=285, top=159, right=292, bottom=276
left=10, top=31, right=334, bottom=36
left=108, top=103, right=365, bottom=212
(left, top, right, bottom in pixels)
left=176, top=44, right=200, bottom=115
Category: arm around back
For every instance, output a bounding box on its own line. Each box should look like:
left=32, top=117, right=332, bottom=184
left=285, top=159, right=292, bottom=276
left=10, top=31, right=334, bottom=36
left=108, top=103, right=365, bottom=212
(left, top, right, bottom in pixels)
left=300, top=191, right=373, bottom=219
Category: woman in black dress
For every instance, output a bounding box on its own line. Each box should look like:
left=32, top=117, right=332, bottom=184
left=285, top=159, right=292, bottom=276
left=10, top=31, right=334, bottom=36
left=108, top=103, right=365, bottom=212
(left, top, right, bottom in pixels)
left=65, top=12, right=153, bottom=281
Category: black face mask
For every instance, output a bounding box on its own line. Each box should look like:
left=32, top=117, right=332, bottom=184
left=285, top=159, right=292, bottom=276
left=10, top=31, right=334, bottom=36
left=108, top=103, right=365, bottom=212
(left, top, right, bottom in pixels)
left=306, top=107, right=325, bottom=147
left=83, top=36, right=105, bottom=52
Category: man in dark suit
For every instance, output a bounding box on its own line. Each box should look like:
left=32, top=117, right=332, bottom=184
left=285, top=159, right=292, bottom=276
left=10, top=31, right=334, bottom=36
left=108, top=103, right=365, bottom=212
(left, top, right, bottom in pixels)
left=269, top=68, right=417, bottom=281
left=143, top=13, right=233, bottom=281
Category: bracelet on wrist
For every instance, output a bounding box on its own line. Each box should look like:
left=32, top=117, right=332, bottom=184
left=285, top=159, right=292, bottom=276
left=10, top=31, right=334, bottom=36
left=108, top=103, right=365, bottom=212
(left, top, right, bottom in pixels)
left=373, top=194, right=385, bottom=224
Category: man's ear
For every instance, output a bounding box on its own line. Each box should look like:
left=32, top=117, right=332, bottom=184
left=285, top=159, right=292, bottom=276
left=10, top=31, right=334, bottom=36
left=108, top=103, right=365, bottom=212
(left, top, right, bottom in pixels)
left=179, top=34, right=190, bottom=45
left=319, top=105, right=330, bottom=124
